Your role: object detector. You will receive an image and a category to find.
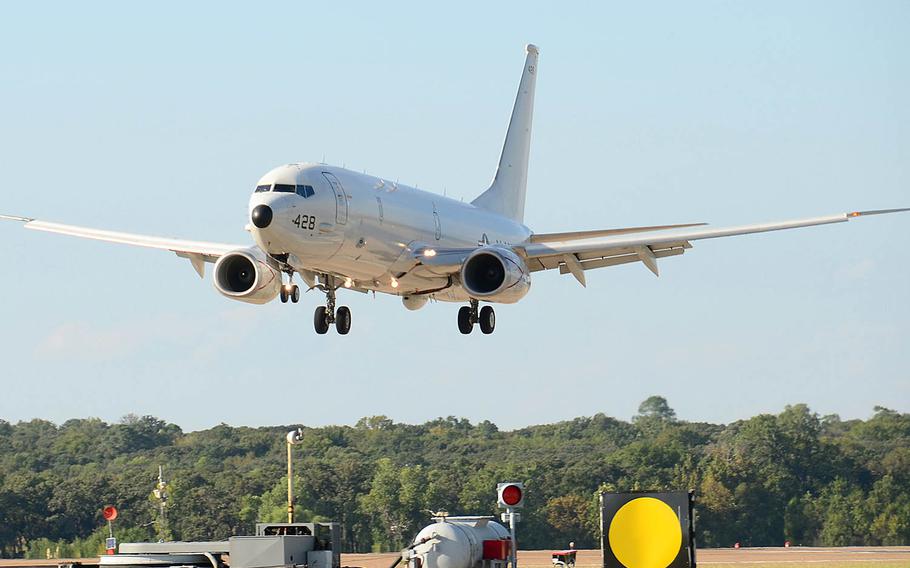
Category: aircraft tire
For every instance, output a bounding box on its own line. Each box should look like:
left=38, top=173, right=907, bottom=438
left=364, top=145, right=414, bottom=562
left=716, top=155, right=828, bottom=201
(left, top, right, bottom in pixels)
left=479, top=305, right=495, bottom=334
left=314, top=306, right=329, bottom=334
left=280, top=287, right=288, bottom=303
left=458, top=306, right=473, bottom=334
left=291, top=285, right=300, bottom=303
left=336, top=306, right=352, bottom=335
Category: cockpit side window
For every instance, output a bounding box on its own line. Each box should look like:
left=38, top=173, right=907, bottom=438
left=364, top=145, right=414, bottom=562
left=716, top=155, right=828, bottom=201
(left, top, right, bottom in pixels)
left=255, top=184, right=271, bottom=193
left=296, top=185, right=315, bottom=198
left=274, top=183, right=296, bottom=193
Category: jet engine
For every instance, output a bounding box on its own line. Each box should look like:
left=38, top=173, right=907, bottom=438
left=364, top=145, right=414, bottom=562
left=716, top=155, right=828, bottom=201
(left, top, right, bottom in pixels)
left=460, top=246, right=530, bottom=304
left=213, top=248, right=282, bottom=304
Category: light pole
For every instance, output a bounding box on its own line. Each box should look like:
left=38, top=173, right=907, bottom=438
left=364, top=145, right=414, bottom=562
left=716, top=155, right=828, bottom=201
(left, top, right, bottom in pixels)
left=286, top=428, right=304, bottom=523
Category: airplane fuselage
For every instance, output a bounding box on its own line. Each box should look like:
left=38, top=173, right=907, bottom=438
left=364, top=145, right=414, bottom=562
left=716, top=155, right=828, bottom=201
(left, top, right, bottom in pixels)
left=248, top=163, right=532, bottom=301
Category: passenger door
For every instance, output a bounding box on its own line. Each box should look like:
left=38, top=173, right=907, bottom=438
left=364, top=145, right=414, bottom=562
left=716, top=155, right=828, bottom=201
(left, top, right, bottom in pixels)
left=322, top=172, right=348, bottom=225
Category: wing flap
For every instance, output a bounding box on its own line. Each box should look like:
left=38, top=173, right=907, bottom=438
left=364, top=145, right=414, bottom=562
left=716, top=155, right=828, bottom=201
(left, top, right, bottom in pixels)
left=557, top=247, right=685, bottom=275
left=528, top=241, right=691, bottom=273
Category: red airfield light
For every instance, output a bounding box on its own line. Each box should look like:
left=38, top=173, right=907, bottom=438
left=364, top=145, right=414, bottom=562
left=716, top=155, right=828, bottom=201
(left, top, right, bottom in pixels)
left=103, top=506, right=118, bottom=521
left=497, top=482, right=524, bottom=508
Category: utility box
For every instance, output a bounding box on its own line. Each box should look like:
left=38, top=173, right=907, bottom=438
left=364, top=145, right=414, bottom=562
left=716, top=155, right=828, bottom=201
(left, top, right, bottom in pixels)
left=482, top=539, right=510, bottom=561
left=308, top=550, right=334, bottom=568
left=229, top=535, right=315, bottom=568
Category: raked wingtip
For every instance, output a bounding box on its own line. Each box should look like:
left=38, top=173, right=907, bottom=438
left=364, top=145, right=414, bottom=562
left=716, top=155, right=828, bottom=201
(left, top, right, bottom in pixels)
left=847, top=208, right=910, bottom=218
left=0, top=214, right=34, bottom=223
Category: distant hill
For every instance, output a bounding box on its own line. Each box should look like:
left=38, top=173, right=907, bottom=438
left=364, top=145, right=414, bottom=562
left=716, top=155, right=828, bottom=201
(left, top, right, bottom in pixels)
left=1, top=398, right=908, bottom=558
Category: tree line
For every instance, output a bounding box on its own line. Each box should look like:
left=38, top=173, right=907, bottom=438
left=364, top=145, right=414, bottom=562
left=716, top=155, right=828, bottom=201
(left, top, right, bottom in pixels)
left=0, top=398, right=908, bottom=558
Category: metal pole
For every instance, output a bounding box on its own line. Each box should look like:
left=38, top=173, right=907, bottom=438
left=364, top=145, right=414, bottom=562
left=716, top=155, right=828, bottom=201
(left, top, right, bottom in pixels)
left=287, top=441, right=294, bottom=523
left=508, top=507, right=517, bottom=568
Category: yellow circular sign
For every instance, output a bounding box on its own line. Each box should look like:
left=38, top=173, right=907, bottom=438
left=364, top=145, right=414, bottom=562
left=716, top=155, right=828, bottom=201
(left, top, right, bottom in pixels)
left=608, top=497, right=682, bottom=568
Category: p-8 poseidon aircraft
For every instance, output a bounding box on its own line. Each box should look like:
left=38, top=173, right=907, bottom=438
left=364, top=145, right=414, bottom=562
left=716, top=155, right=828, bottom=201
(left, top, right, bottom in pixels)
left=2, top=45, right=907, bottom=335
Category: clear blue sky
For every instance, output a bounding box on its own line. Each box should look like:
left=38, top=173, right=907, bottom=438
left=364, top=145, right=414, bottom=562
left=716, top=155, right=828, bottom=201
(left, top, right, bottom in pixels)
left=1, top=1, right=907, bottom=431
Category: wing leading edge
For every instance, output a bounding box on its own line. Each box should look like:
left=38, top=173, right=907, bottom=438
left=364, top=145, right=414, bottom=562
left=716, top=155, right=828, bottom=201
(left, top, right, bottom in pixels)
left=0, top=215, right=245, bottom=278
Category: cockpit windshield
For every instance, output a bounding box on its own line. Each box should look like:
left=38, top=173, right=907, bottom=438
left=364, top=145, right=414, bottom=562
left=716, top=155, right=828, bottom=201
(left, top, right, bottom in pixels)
left=253, top=183, right=315, bottom=198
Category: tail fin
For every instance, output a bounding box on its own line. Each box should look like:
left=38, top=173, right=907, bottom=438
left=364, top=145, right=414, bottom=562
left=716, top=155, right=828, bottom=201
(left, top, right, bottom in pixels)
left=472, top=44, right=539, bottom=223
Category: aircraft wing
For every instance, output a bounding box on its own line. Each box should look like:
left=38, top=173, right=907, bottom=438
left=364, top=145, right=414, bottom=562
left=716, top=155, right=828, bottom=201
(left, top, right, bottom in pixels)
left=0, top=214, right=245, bottom=278
left=518, top=208, right=910, bottom=286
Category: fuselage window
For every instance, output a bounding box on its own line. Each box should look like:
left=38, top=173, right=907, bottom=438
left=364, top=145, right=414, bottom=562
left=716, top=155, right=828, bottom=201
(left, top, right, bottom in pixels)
left=274, top=183, right=296, bottom=193
left=296, top=185, right=315, bottom=198
left=255, top=184, right=271, bottom=193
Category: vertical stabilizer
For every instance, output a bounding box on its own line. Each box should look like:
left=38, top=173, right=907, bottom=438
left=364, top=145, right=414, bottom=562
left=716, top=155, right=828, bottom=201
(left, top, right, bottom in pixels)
left=472, top=44, right=538, bottom=223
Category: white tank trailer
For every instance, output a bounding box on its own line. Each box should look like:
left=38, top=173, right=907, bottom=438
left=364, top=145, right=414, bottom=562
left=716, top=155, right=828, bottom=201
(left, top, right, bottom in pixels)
left=403, top=517, right=512, bottom=568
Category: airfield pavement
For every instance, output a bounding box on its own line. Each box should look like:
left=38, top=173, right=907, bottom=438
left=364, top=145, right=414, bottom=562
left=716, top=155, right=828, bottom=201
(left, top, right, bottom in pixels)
left=2, top=548, right=909, bottom=568
left=337, top=548, right=910, bottom=568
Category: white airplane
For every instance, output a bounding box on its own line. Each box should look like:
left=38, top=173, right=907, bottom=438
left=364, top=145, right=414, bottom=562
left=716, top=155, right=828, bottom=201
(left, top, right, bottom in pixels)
left=2, top=45, right=907, bottom=335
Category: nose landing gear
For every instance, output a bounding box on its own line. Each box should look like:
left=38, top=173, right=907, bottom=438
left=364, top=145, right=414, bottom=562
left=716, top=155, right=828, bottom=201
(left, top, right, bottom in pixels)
left=312, top=275, right=352, bottom=335
left=458, top=299, right=496, bottom=335
left=279, top=283, right=300, bottom=303
left=277, top=263, right=301, bottom=304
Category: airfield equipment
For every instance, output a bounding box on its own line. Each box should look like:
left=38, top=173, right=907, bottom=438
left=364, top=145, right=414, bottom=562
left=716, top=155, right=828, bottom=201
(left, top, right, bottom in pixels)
left=550, top=550, right=576, bottom=568
left=599, top=491, right=695, bottom=568
left=287, top=429, right=304, bottom=522
left=496, top=483, right=523, bottom=568
left=100, top=429, right=340, bottom=568
left=100, top=522, right=340, bottom=568
left=405, top=483, right=525, bottom=568
left=405, top=517, right=512, bottom=568
left=102, top=506, right=118, bottom=555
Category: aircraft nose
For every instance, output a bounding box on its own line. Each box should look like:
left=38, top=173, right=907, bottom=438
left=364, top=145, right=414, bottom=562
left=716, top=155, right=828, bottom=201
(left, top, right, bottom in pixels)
left=251, top=205, right=273, bottom=228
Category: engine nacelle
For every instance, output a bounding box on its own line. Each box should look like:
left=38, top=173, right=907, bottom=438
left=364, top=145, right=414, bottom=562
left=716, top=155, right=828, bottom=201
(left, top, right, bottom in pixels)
left=402, top=295, right=429, bottom=311
left=213, top=248, right=282, bottom=304
left=460, top=246, right=530, bottom=304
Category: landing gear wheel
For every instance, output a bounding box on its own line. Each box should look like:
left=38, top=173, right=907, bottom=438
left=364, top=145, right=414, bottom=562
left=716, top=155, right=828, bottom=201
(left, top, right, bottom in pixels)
left=458, top=306, right=473, bottom=334
left=479, top=305, right=495, bottom=334
left=314, top=306, right=330, bottom=334
left=336, top=306, right=352, bottom=335
left=280, top=287, right=289, bottom=303
left=290, top=285, right=300, bottom=303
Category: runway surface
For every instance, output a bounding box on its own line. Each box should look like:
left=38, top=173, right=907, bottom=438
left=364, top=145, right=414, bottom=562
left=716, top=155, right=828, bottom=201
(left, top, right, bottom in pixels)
left=2, top=547, right=908, bottom=568
left=338, top=548, right=910, bottom=568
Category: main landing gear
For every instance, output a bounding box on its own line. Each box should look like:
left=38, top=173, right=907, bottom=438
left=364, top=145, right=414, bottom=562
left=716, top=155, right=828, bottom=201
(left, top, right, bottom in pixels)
left=313, top=276, right=352, bottom=335
left=458, top=299, right=495, bottom=335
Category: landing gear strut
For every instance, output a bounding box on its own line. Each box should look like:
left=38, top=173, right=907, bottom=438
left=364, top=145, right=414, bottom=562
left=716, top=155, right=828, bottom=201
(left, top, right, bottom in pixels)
left=313, top=275, right=352, bottom=335
left=458, top=299, right=495, bottom=335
